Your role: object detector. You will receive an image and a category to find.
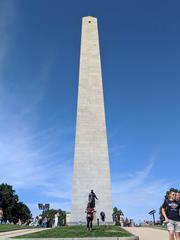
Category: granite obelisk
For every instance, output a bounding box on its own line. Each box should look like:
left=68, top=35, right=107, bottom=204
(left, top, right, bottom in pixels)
left=71, top=16, right=113, bottom=223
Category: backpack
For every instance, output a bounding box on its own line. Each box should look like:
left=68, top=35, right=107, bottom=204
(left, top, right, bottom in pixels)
left=86, top=208, right=93, bottom=218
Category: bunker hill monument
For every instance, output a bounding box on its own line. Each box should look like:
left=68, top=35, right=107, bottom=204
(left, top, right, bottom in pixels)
left=71, top=16, right=113, bottom=223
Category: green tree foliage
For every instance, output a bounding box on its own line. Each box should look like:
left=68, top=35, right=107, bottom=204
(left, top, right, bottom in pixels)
left=42, top=208, right=66, bottom=227
left=17, top=202, right=32, bottom=223
left=0, top=183, right=32, bottom=223
left=159, top=187, right=180, bottom=222
left=112, top=207, right=124, bottom=225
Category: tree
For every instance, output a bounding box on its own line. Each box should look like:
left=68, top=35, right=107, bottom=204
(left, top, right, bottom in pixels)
left=42, top=208, right=66, bottom=227
left=159, top=187, right=180, bottom=223
left=0, top=183, right=31, bottom=223
left=112, top=207, right=124, bottom=225
left=17, top=202, right=32, bottom=223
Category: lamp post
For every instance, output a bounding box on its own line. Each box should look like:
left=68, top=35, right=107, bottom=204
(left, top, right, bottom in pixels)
left=38, top=203, right=50, bottom=215
left=148, top=210, right=156, bottom=225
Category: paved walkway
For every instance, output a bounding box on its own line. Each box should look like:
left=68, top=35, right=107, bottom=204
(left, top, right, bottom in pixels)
left=0, top=228, right=49, bottom=239
left=124, top=227, right=169, bottom=240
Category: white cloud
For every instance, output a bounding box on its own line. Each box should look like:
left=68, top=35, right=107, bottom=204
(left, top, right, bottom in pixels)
left=109, top=143, right=127, bottom=158
left=0, top=123, right=73, bottom=186
left=112, top=161, right=173, bottom=222
left=0, top=1, right=73, bottom=214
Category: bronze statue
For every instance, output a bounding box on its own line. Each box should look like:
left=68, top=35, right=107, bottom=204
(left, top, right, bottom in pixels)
left=88, top=190, right=98, bottom=208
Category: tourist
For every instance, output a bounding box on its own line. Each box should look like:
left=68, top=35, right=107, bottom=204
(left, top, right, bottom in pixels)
left=32, top=216, right=39, bottom=227
left=161, top=191, right=180, bottom=240
left=120, top=214, right=124, bottom=227
left=17, top=218, right=22, bottom=225
left=38, top=215, right=42, bottom=226
left=175, top=192, right=180, bottom=239
left=53, top=212, right=59, bottom=228
left=0, top=208, right=3, bottom=224
left=42, top=217, right=48, bottom=228
left=85, top=203, right=94, bottom=231
left=176, top=192, right=180, bottom=202
left=100, top=211, right=105, bottom=224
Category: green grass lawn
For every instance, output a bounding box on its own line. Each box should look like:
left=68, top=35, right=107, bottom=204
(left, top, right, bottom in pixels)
left=0, top=224, right=32, bottom=232
left=14, top=225, right=132, bottom=238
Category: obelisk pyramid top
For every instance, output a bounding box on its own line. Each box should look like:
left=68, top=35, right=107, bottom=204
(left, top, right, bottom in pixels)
left=82, top=16, right=97, bottom=23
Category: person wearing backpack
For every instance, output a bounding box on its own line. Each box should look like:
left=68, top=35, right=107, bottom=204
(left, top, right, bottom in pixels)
left=85, top=203, right=94, bottom=231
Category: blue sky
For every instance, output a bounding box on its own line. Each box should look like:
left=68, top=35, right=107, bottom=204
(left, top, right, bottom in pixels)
left=0, top=0, right=180, bottom=222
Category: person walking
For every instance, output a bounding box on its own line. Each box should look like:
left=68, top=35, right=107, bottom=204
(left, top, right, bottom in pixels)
left=162, top=191, right=180, bottom=240
left=175, top=192, right=180, bottom=239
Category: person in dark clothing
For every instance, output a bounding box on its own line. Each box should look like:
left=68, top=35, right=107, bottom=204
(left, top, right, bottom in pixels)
left=100, top=211, right=105, bottom=223
left=85, top=203, right=94, bottom=231
left=88, top=190, right=98, bottom=208
left=175, top=192, right=180, bottom=239
left=162, top=191, right=180, bottom=240
left=176, top=193, right=180, bottom=203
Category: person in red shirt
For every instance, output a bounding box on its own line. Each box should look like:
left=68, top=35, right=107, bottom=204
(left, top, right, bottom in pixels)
left=85, top=203, right=94, bottom=231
